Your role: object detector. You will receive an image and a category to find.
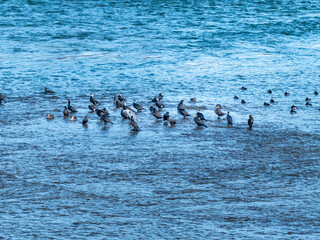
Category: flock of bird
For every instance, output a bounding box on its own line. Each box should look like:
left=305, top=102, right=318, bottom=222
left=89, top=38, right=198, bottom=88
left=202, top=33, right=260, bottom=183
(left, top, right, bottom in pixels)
left=1, top=86, right=319, bottom=131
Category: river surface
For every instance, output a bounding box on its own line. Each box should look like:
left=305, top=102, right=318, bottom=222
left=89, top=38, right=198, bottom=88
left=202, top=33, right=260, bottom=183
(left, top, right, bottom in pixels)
left=0, top=0, right=320, bottom=239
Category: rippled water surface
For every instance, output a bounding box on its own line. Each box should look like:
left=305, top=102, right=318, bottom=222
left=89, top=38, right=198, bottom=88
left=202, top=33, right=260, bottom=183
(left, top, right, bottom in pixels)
left=1, top=0, right=320, bottom=239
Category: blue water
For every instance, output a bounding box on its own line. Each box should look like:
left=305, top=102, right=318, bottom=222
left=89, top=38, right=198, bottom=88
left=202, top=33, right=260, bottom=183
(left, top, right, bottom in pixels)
left=1, top=0, right=320, bottom=239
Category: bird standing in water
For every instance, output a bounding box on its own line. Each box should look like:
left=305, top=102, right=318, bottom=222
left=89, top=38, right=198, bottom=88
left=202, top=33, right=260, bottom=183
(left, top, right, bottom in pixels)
left=133, top=100, right=144, bottom=111
left=130, top=116, right=140, bottom=131
left=248, top=115, right=254, bottom=128
left=193, top=115, right=207, bottom=128
left=63, top=106, right=69, bottom=116
left=178, top=108, right=190, bottom=119
left=227, top=111, right=233, bottom=125
left=196, top=109, right=207, bottom=121
left=90, top=93, right=99, bottom=105
left=67, top=99, right=77, bottom=112
left=215, top=104, right=225, bottom=119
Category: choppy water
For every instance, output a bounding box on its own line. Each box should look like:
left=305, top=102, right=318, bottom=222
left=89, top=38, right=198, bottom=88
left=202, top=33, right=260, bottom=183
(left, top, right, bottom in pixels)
left=1, top=0, right=320, bottom=239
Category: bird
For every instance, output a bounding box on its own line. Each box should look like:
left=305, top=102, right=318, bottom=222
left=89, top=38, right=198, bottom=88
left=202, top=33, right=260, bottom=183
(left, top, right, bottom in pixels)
left=46, top=114, right=54, bottom=120
left=241, top=99, right=246, bottom=104
left=113, top=96, right=123, bottom=108
left=63, top=106, right=69, bottom=116
left=215, top=104, right=225, bottom=118
left=155, top=100, right=165, bottom=109
left=178, top=108, right=190, bottom=118
left=90, top=93, right=99, bottom=105
left=270, top=99, right=275, bottom=103
left=151, top=93, right=163, bottom=102
left=248, top=115, right=254, bottom=128
left=284, top=92, right=290, bottom=96
left=291, top=105, right=298, bottom=110
left=133, top=100, right=144, bottom=111
left=168, top=117, right=177, bottom=126
left=150, top=107, right=162, bottom=120
left=196, top=109, right=207, bottom=121
left=305, top=97, right=311, bottom=101
left=267, top=89, right=272, bottom=94
left=234, top=96, right=239, bottom=100
left=315, top=91, right=319, bottom=95
left=82, top=116, right=88, bottom=125
left=290, top=107, right=297, bottom=114
left=193, top=115, right=207, bottom=128
left=306, top=102, right=312, bottom=106
left=190, top=97, right=196, bottom=102
left=96, top=108, right=109, bottom=117
left=118, top=93, right=126, bottom=102
left=129, top=116, right=140, bottom=131
left=101, top=112, right=113, bottom=124
left=0, top=89, right=7, bottom=104
left=264, top=102, right=270, bottom=106
left=88, top=104, right=98, bottom=112
left=149, top=106, right=156, bottom=113
left=241, top=86, right=247, bottom=90
left=44, top=87, right=54, bottom=94
left=67, top=99, right=77, bottom=112
left=227, top=111, right=233, bottom=125
left=163, top=112, right=170, bottom=121
left=70, top=116, right=77, bottom=121
left=177, top=100, right=184, bottom=110
left=120, top=108, right=130, bottom=119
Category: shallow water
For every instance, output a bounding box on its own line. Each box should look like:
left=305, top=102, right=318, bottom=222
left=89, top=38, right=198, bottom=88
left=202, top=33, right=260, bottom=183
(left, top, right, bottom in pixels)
left=0, top=0, right=320, bottom=239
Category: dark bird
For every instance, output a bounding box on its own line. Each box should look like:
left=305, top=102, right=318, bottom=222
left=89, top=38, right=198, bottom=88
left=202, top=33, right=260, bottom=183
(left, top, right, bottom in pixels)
left=150, top=107, right=162, bottom=120
left=284, top=92, right=290, bottom=96
left=234, top=96, right=239, bottom=100
left=178, top=108, right=190, bottom=118
left=241, top=86, right=247, bottom=90
left=101, top=112, right=113, bottom=124
left=190, top=97, right=196, bottom=102
left=118, top=93, right=126, bottom=102
left=306, top=102, right=312, bottom=106
left=305, top=97, right=311, bottom=101
left=113, top=97, right=123, bottom=108
left=227, top=111, right=233, bottom=125
left=133, top=100, right=144, bottom=111
left=155, top=100, right=165, bottom=109
left=315, top=91, right=319, bottom=95
left=151, top=93, right=163, bottom=102
left=90, top=93, right=99, bottom=105
left=44, top=87, right=54, bottom=94
left=177, top=100, right=184, bottom=110
left=264, top=102, right=270, bottom=106
left=82, top=116, right=88, bottom=125
left=270, top=99, right=275, bottom=103
left=193, top=115, right=207, bottom=128
left=163, top=112, right=170, bottom=121
left=215, top=104, right=225, bottom=118
left=0, top=89, right=7, bottom=104
left=241, top=99, right=246, bottom=104
left=196, top=109, right=207, bottom=121
left=63, top=106, right=69, bottom=116
left=291, top=105, right=298, bottom=110
left=149, top=106, right=156, bottom=113
left=97, top=108, right=109, bottom=117
left=168, top=117, right=177, bottom=126
left=130, top=116, right=140, bottom=131
left=290, top=108, right=297, bottom=114
left=70, top=116, right=77, bottom=121
left=121, top=108, right=130, bottom=119
left=46, top=114, right=54, bottom=120
left=88, top=104, right=98, bottom=112
left=267, top=89, right=272, bottom=94
left=248, top=115, right=254, bottom=128
left=67, top=99, right=77, bottom=112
